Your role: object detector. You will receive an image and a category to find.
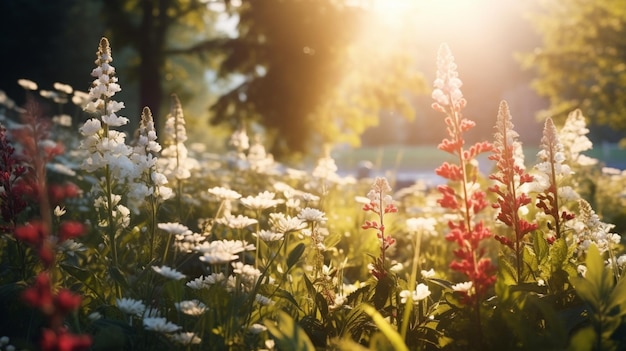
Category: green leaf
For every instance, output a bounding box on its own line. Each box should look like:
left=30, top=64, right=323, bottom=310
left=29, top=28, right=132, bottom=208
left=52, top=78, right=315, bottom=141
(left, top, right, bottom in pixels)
left=499, top=255, right=518, bottom=285
left=287, top=243, right=305, bottom=270
left=608, top=274, right=626, bottom=312
left=330, top=337, right=370, bottom=351
left=427, top=278, right=454, bottom=291
left=372, top=275, right=394, bottom=310
left=264, top=310, right=315, bottom=351
left=362, top=304, right=409, bottom=351
left=533, top=230, right=549, bottom=263
left=569, top=326, right=597, bottom=351
left=108, top=266, right=130, bottom=290
left=260, top=285, right=302, bottom=311
left=570, top=276, right=600, bottom=312
left=522, top=244, right=539, bottom=273
left=60, top=263, right=92, bottom=282
left=549, top=237, right=568, bottom=270
left=585, top=244, right=605, bottom=291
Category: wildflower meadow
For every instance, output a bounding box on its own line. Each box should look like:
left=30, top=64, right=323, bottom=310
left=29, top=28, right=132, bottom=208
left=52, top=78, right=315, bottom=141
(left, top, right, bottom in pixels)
left=2, top=37, right=626, bottom=351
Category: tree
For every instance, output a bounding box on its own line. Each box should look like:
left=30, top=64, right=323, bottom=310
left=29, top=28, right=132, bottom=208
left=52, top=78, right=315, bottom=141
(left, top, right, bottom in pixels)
left=205, top=0, right=425, bottom=158
left=523, top=0, right=626, bottom=138
left=100, top=0, right=221, bottom=125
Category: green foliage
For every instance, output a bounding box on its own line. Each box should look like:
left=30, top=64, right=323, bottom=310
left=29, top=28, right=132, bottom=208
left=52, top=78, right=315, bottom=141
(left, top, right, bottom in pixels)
left=570, top=244, right=626, bottom=351
left=523, top=0, right=626, bottom=136
left=264, top=310, right=315, bottom=351
left=210, top=0, right=425, bottom=158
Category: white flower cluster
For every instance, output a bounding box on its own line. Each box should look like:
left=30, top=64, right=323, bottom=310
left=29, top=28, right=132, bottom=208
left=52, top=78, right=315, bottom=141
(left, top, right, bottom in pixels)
left=399, top=283, right=431, bottom=305
left=312, top=156, right=340, bottom=182
left=228, top=261, right=263, bottom=293
left=240, top=191, right=282, bottom=211
left=216, top=214, right=258, bottom=229
left=247, top=136, right=275, bottom=173
left=152, top=265, right=186, bottom=280
left=268, top=213, right=306, bottom=233
left=116, top=297, right=200, bottom=342
left=79, top=38, right=170, bottom=224
left=405, top=217, right=437, bottom=236
left=186, top=273, right=227, bottom=290
left=157, top=94, right=198, bottom=181
left=128, top=107, right=173, bottom=209
left=208, top=186, right=242, bottom=201
left=432, top=43, right=464, bottom=109
left=493, top=100, right=526, bottom=172
left=531, top=118, right=575, bottom=195
left=569, top=200, right=621, bottom=257
left=297, top=207, right=327, bottom=223
left=367, top=177, right=393, bottom=211
left=558, top=109, right=597, bottom=167
left=195, top=239, right=255, bottom=264
left=228, top=125, right=250, bottom=156
left=175, top=299, right=207, bottom=316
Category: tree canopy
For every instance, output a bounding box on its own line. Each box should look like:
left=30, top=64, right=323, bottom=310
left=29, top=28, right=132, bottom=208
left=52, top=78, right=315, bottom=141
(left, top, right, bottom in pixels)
left=206, top=0, right=425, bottom=158
left=524, top=0, right=626, bottom=139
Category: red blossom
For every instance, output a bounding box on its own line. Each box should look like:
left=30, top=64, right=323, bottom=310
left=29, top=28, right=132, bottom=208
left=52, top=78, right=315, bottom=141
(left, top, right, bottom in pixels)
left=384, top=204, right=397, bottom=214
left=14, top=221, right=48, bottom=246
left=435, top=162, right=463, bottom=181
left=63, top=182, right=80, bottom=198
left=438, top=138, right=462, bottom=154
left=437, top=185, right=458, bottom=210
left=22, top=273, right=55, bottom=314
left=14, top=221, right=56, bottom=267
left=41, top=328, right=92, bottom=351
left=58, top=221, right=86, bottom=242
left=55, top=289, right=82, bottom=315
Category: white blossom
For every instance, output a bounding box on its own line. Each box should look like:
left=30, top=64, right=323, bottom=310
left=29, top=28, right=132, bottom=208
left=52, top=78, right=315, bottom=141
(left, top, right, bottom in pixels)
left=152, top=265, right=186, bottom=280
left=143, top=317, right=181, bottom=333
left=175, top=300, right=207, bottom=316
left=116, top=297, right=146, bottom=316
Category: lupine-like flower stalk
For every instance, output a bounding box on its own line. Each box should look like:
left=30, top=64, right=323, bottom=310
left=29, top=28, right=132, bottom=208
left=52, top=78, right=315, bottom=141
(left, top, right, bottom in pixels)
left=157, top=94, right=198, bottom=219
left=130, top=107, right=173, bottom=260
left=558, top=109, right=597, bottom=167
left=130, top=107, right=172, bottom=206
left=0, top=123, right=28, bottom=231
left=361, top=177, right=397, bottom=280
left=79, top=37, right=133, bottom=289
left=22, top=273, right=91, bottom=351
left=431, top=44, right=495, bottom=306
left=488, top=101, right=537, bottom=282
left=533, top=118, right=577, bottom=242
left=158, top=94, right=197, bottom=182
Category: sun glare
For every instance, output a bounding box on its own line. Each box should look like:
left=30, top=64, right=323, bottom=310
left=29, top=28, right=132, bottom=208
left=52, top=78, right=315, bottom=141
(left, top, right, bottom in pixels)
left=366, top=0, right=491, bottom=30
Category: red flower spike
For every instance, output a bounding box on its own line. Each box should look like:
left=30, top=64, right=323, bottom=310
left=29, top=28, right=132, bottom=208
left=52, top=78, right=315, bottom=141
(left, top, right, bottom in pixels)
left=432, top=44, right=496, bottom=306
left=14, top=221, right=48, bottom=247
left=22, top=273, right=55, bottom=314
left=38, top=245, right=56, bottom=268
left=63, top=183, right=80, bottom=198
left=58, top=221, right=86, bottom=242
left=41, top=328, right=92, bottom=351
left=55, top=290, right=82, bottom=314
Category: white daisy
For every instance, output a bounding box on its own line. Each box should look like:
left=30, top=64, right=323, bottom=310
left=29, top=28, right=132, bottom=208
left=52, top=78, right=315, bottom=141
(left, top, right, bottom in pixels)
left=297, top=207, right=327, bottom=223
left=151, top=265, right=186, bottom=280
left=175, top=300, right=207, bottom=316
left=143, top=317, right=181, bottom=333
left=169, top=332, right=201, bottom=345
left=116, top=297, right=146, bottom=316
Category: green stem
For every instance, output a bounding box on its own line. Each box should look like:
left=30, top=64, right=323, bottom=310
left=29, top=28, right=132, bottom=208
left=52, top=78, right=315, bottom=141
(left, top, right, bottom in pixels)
left=401, top=229, right=423, bottom=339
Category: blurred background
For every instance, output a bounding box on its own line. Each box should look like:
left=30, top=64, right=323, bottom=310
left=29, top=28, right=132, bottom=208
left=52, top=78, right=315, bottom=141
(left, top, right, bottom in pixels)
left=1, top=0, right=625, bottom=169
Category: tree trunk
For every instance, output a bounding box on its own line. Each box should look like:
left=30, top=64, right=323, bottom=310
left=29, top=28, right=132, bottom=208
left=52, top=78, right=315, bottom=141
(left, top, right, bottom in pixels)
left=138, top=0, right=168, bottom=129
